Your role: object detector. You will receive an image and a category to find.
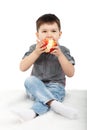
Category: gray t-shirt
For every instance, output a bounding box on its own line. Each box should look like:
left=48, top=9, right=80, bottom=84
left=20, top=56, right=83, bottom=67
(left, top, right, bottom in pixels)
left=23, top=44, right=75, bottom=86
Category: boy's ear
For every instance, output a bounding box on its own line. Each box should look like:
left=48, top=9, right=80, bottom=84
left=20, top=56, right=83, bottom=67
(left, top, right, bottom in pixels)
left=35, top=32, right=39, bottom=38
left=59, top=31, right=62, bottom=38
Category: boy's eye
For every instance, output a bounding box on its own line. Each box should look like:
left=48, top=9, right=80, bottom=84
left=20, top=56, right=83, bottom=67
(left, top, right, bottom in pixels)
left=52, top=30, right=56, bottom=32
left=42, top=31, right=47, bottom=33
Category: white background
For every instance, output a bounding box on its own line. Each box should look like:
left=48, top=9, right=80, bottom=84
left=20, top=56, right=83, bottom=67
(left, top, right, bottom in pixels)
left=0, top=0, right=87, bottom=90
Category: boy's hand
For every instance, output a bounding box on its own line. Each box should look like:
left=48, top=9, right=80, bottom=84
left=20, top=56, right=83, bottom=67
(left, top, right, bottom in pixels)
left=50, top=46, right=63, bottom=57
left=34, top=40, right=47, bottom=56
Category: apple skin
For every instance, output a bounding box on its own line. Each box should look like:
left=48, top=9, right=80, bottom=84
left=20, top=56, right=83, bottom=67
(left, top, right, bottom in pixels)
left=43, top=38, right=57, bottom=53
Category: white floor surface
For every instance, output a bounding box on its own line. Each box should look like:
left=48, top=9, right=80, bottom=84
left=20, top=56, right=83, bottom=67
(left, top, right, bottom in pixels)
left=0, top=89, right=87, bottom=130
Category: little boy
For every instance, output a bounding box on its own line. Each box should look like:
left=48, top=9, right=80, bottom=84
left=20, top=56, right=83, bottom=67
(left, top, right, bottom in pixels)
left=17, top=13, right=78, bottom=121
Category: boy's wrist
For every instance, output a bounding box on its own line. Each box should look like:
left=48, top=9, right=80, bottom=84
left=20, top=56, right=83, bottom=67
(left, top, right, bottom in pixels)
left=57, top=52, right=64, bottom=59
left=33, top=50, right=41, bottom=57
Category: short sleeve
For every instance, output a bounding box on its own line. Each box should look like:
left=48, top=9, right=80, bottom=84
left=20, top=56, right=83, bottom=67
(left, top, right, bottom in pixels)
left=60, top=46, right=75, bottom=65
left=65, top=49, right=75, bottom=65
left=22, top=44, right=36, bottom=59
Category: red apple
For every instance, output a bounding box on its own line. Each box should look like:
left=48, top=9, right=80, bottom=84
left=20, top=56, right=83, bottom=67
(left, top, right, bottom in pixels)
left=43, top=38, right=57, bottom=53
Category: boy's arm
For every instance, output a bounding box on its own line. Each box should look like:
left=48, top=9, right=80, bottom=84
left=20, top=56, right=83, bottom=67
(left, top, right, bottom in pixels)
left=51, top=46, right=75, bottom=77
left=20, top=50, right=40, bottom=71
left=20, top=40, right=46, bottom=71
left=58, top=53, right=75, bottom=77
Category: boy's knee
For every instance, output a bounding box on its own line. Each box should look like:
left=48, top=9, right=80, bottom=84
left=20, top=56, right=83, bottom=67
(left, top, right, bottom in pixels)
left=24, top=76, right=38, bottom=88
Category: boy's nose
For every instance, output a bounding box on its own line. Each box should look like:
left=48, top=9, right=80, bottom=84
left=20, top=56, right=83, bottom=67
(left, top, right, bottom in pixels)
left=47, top=32, right=52, bottom=38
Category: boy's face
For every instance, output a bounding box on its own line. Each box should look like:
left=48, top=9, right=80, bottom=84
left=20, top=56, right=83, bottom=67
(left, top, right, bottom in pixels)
left=36, top=22, right=62, bottom=43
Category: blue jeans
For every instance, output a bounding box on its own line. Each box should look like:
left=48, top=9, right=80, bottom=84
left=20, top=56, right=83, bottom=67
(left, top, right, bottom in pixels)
left=24, top=76, right=65, bottom=115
